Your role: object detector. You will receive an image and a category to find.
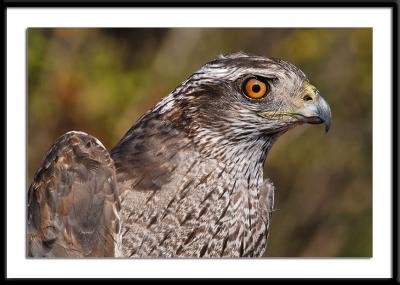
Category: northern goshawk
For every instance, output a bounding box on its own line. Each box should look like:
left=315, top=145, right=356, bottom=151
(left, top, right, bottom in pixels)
left=28, top=52, right=331, bottom=258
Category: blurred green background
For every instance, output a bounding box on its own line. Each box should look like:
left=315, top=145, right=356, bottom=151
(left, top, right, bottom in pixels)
left=27, top=28, right=372, bottom=257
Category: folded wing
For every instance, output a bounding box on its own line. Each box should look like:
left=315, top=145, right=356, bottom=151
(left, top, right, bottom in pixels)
left=27, top=131, right=120, bottom=257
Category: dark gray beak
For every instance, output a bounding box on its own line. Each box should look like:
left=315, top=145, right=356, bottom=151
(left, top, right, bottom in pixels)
left=294, top=90, right=332, bottom=132
left=316, top=92, right=332, bottom=132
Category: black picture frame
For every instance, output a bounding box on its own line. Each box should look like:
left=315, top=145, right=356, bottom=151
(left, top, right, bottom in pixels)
left=3, top=0, right=398, bottom=281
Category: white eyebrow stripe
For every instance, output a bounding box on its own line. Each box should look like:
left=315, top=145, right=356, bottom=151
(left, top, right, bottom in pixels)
left=197, top=66, right=287, bottom=81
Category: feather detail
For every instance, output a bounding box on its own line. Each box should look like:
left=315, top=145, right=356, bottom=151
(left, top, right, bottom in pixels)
left=27, top=131, right=120, bottom=257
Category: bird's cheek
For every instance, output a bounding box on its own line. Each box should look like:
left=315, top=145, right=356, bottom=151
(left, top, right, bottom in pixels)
left=265, top=95, right=274, bottom=102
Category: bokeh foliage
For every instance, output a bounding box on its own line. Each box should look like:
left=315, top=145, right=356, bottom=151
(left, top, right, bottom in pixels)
left=28, top=28, right=372, bottom=257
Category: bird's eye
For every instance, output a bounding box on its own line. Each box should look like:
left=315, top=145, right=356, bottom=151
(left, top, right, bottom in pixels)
left=243, top=78, right=268, bottom=99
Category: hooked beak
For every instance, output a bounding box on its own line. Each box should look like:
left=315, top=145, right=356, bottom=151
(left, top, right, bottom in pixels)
left=293, top=90, right=332, bottom=132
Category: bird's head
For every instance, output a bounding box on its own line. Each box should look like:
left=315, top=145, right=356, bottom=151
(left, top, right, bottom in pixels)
left=157, top=52, right=331, bottom=158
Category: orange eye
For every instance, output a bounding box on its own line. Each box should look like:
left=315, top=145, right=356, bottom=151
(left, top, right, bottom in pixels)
left=244, top=78, right=268, bottom=99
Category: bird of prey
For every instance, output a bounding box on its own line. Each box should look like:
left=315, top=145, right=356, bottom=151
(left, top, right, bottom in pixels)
left=27, top=52, right=331, bottom=258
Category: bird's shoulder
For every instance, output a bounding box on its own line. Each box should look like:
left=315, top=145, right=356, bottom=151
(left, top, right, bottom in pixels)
left=110, top=113, right=190, bottom=193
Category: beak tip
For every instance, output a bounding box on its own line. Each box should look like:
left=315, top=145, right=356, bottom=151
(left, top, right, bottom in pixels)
left=325, top=124, right=330, bottom=133
left=324, top=117, right=331, bottom=133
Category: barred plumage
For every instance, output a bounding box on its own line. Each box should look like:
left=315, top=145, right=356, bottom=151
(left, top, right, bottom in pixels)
left=28, top=52, right=331, bottom=257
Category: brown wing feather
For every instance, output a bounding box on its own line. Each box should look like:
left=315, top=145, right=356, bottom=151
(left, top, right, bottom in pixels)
left=27, top=131, right=120, bottom=257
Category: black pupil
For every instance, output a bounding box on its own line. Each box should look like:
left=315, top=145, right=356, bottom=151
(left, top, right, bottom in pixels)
left=252, top=84, right=261, bottom=93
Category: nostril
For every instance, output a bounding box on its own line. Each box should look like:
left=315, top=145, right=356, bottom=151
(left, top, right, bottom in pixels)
left=303, top=95, right=313, bottom=101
